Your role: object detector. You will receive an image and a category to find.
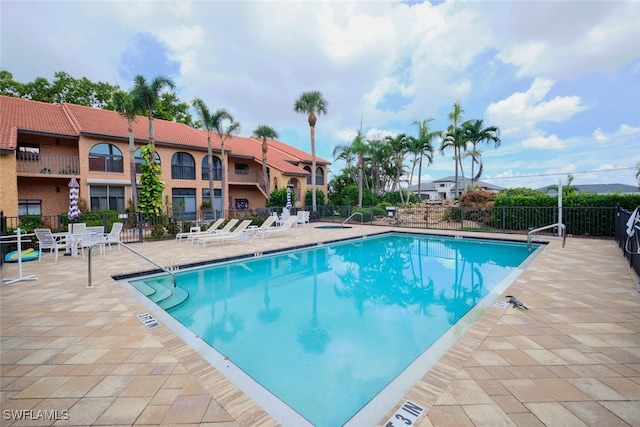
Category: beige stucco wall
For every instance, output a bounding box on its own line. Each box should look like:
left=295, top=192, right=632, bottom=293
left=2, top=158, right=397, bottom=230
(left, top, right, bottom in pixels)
left=0, top=153, right=19, bottom=217
left=7, top=131, right=328, bottom=218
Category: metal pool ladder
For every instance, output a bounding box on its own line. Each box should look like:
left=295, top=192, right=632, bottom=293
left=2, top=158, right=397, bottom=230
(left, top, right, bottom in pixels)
left=87, top=242, right=177, bottom=288
left=527, top=223, right=566, bottom=252
left=343, top=212, right=363, bottom=226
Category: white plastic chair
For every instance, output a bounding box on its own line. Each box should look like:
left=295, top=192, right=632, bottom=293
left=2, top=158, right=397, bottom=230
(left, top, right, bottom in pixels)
left=80, top=226, right=105, bottom=258
left=104, top=222, right=123, bottom=250
left=34, top=228, right=67, bottom=262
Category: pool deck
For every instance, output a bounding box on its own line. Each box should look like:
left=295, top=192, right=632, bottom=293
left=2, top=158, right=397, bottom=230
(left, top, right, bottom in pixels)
left=1, top=224, right=639, bottom=426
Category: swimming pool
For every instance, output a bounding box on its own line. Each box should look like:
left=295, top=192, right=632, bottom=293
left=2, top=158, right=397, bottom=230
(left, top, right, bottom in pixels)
left=128, top=233, right=540, bottom=426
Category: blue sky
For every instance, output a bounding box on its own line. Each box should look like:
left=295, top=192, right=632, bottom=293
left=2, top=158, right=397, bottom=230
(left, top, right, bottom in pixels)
left=2, top=0, right=639, bottom=189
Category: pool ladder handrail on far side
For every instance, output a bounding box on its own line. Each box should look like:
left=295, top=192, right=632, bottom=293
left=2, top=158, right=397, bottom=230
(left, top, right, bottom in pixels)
left=87, top=242, right=177, bottom=288
left=343, top=212, right=363, bottom=226
left=527, top=223, right=566, bottom=252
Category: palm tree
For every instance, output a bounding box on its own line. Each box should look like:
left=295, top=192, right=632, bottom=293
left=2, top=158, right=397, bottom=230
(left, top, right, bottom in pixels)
left=294, top=90, right=328, bottom=211
left=351, top=130, right=368, bottom=208
left=462, top=119, right=501, bottom=186
left=384, top=133, right=410, bottom=204
left=440, top=102, right=466, bottom=198
left=253, top=125, right=279, bottom=196
left=411, top=118, right=438, bottom=201
left=546, top=174, right=577, bottom=197
left=192, top=97, right=221, bottom=211
left=132, top=74, right=175, bottom=162
left=211, top=110, right=241, bottom=214
left=332, top=143, right=355, bottom=182
left=112, top=89, right=140, bottom=210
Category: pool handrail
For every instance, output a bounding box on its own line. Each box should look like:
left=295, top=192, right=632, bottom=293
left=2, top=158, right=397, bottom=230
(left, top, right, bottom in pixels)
left=87, top=241, right=177, bottom=288
left=343, top=212, right=363, bottom=226
left=527, top=223, right=566, bottom=251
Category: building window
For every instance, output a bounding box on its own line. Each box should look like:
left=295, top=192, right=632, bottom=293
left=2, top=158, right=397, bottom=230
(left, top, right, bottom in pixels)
left=235, top=163, right=249, bottom=174
left=171, top=152, right=195, bottom=180
left=90, top=186, right=125, bottom=211
left=304, top=166, right=312, bottom=184
left=17, top=143, right=40, bottom=161
left=315, top=167, right=325, bottom=185
left=201, top=155, right=222, bottom=181
left=172, top=188, right=197, bottom=220
left=89, top=143, right=124, bottom=173
left=134, top=148, right=161, bottom=174
left=18, top=200, right=41, bottom=216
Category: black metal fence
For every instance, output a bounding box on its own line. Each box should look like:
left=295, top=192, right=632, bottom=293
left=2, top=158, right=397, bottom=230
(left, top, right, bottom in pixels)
left=614, top=206, right=640, bottom=279
left=1, top=205, right=620, bottom=246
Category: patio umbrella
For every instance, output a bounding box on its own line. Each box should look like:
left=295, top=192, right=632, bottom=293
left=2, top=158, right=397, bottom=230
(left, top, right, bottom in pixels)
left=286, top=187, right=292, bottom=209
left=68, top=177, right=81, bottom=221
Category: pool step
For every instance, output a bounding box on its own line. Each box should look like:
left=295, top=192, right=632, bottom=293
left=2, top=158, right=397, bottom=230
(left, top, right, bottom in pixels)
left=159, top=286, right=189, bottom=310
left=131, top=281, right=156, bottom=297
left=131, top=279, right=189, bottom=310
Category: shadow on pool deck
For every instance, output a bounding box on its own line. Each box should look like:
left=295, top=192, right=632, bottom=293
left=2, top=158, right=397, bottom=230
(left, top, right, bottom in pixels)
left=1, top=224, right=639, bottom=426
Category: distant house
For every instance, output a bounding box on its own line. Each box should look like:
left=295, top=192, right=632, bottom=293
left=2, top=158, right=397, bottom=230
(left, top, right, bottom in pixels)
left=537, top=183, right=640, bottom=195
left=408, top=176, right=504, bottom=201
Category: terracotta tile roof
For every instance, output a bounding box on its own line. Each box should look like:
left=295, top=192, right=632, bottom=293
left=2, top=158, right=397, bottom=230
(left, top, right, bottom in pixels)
left=264, top=137, right=331, bottom=165
left=62, top=103, right=215, bottom=149
left=0, top=96, right=78, bottom=150
left=226, top=136, right=310, bottom=176
left=0, top=96, right=329, bottom=176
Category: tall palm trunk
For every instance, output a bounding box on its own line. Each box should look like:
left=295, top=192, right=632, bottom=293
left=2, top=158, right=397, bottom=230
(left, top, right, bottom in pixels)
left=127, top=118, right=138, bottom=209
left=207, top=133, right=215, bottom=210
left=357, top=155, right=363, bottom=208
left=310, top=124, right=317, bottom=210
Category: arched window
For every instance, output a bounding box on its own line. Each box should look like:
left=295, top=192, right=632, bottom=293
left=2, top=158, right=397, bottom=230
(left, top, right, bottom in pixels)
left=89, top=143, right=123, bottom=173
left=315, top=167, right=325, bottom=185
left=303, top=166, right=312, bottom=184
left=171, top=152, right=196, bottom=180
left=134, top=148, right=161, bottom=174
left=201, top=155, right=222, bottom=181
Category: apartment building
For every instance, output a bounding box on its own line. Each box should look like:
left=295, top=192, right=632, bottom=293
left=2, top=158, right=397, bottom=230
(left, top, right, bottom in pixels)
left=0, top=96, right=330, bottom=218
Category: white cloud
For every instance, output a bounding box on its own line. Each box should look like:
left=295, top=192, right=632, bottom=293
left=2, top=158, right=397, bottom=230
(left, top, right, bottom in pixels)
left=521, top=134, right=566, bottom=150
left=486, top=78, right=587, bottom=139
left=593, top=124, right=640, bottom=142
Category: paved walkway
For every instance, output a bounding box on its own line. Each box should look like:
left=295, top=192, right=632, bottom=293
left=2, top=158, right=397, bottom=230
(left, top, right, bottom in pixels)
left=1, top=225, right=639, bottom=426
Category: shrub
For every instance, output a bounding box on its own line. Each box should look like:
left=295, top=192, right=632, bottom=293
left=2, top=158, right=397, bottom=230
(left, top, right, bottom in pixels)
left=305, top=189, right=326, bottom=206
left=18, top=215, right=42, bottom=232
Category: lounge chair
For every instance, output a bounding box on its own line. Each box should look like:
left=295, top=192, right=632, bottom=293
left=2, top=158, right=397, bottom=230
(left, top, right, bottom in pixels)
left=256, top=216, right=297, bottom=239
left=196, top=220, right=253, bottom=247
left=34, top=228, right=68, bottom=262
left=256, top=215, right=277, bottom=231
left=212, top=219, right=239, bottom=236
left=104, top=222, right=123, bottom=250
left=175, top=218, right=224, bottom=241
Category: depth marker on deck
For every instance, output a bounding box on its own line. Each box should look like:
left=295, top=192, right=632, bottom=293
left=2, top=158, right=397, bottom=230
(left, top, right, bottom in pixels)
left=384, top=400, right=424, bottom=426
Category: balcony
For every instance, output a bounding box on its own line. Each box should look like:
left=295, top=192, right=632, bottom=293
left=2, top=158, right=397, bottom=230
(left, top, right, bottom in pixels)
left=229, top=169, right=265, bottom=186
left=17, top=154, right=80, bottom=177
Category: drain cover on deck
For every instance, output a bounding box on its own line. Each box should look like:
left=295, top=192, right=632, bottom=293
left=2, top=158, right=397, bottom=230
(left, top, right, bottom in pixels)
left=137, top=313, right=160, bottom=329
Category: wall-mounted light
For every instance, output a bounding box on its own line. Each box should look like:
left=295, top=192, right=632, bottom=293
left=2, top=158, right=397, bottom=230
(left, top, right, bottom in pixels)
left=56, top=186, right=60, bottom=193
left=55, top=139, right=60, bottom=145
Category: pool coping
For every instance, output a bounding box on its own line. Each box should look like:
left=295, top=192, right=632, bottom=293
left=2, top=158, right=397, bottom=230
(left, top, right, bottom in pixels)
left=115, top=231, right=547, bottom=426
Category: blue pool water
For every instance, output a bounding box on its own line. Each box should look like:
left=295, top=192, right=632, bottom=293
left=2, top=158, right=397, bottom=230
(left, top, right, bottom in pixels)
left=130, top=233, right=539, bottom=426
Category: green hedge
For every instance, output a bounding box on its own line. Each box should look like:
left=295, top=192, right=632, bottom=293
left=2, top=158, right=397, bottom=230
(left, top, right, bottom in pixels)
left=492, top=193, right=640, bottom=236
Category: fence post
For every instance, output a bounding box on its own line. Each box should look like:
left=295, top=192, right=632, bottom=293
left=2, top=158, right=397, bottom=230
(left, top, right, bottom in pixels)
left=0, top=211, right=6, bottom=266
left=138, top=212, right=144, bottom=243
